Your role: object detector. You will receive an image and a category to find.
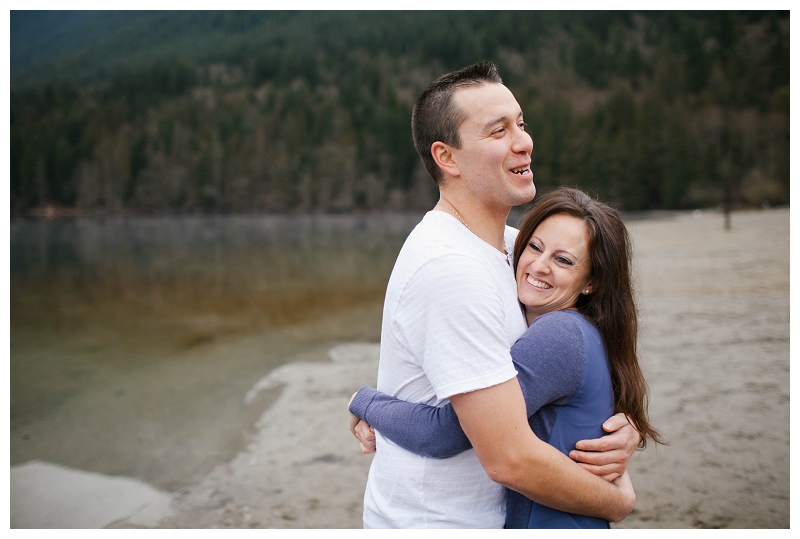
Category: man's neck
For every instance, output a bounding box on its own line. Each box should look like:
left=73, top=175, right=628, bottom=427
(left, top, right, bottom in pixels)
left=436, top=190, right=511, bottom=253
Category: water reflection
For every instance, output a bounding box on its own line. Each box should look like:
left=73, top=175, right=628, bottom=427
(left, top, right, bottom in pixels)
left=11, top=213, right=423, bottom=329
left=10, top=213, right=422, bottom=490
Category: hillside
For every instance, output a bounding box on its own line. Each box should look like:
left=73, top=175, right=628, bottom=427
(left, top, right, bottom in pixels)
left=10, top=11, right=790, bottom=213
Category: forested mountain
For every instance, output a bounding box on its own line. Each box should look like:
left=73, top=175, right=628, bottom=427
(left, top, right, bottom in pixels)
left=10, top=11, right=790, bottom=214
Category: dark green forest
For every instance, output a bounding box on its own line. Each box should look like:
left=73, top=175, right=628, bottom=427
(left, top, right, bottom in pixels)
left=10, top=11, right=790, bottom=214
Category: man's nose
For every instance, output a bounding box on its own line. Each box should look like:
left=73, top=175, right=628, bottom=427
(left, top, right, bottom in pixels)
left=513, top=128, right=533, bottom=155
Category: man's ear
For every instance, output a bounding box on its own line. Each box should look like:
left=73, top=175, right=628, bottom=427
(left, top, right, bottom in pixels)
left=431, top=141, right=460, bottom=178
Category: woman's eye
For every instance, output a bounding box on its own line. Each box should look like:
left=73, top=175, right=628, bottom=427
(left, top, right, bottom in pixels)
left=529, top=242, right=542, bottom=252
left=556, top=256, right=573, bottom=266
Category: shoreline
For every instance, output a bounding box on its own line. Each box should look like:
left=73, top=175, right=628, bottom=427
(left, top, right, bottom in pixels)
left=10, top=208, right=790, bottom=529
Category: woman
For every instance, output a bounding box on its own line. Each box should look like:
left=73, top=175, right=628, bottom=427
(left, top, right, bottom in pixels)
left=349, top=187, right=663, bottom=528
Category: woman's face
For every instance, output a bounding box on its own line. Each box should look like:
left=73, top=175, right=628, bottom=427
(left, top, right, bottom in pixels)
left=516, top=213, right=593, bottom=325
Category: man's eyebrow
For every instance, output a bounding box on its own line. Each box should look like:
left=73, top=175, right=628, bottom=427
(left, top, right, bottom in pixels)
left=482, top=111, right=524, bottom=130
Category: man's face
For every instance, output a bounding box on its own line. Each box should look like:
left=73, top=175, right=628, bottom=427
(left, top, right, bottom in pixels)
left=449, top=83, right=536, bottom=209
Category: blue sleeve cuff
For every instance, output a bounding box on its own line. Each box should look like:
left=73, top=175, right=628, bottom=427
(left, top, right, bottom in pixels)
left=349, top=386, right=379, bottom=419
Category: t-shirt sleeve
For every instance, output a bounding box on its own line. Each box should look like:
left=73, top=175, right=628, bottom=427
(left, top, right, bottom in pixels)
left=349, top=386, right=472, bottom=459
left=511, top=311, right=586, bottom=416
left=393, top=254, right=518, bottom=401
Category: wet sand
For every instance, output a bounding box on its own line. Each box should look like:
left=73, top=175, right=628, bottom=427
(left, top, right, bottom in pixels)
left=10, top=208, right=790, bottom=528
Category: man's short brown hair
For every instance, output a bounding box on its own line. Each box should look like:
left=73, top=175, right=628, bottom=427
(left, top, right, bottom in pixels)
left=411, top=62, right=503, bottom=184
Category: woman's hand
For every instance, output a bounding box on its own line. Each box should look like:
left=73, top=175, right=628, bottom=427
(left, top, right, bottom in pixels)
left=348, top=391, right=376, bottom=454
left=353, top=419, right=376, bottom=454
left=568, top=413, right=641, bottom=481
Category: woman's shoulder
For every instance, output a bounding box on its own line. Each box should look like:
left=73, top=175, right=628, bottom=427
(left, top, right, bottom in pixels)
left=515, top=310, right=587, bottom=357
left=529, top=309, right=592, bottom=334
left=511, top=310, right=587, bottom=389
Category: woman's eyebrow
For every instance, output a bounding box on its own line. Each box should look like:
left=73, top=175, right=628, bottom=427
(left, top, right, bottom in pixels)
left=555, top=248, right=583, bottom=262
left=532, top=236, right=579, bottom=260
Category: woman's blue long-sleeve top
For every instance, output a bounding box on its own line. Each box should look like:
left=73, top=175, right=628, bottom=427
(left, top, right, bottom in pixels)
left=349, top=309, right=615, bottom=529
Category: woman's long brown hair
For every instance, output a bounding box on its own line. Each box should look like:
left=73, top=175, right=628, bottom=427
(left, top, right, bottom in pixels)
left=514, top=187, right=664, bottom=448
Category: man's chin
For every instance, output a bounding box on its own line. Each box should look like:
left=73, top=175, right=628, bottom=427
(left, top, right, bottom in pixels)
left=512, top=187, right=537, bottom=206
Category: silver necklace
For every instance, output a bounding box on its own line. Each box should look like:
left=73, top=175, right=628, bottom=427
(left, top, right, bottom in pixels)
left=436, top=202, right=473, bottom=233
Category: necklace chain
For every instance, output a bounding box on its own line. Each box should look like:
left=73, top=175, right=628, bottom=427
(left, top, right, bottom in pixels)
left=436, top=202, right=473, bottom=233
left=436, top=202, right=510, bottom=263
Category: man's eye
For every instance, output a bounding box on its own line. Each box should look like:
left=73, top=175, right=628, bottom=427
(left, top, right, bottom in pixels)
left=519, top=122, right=528, bottom=131
left=493, top=128, right=505, bottom=135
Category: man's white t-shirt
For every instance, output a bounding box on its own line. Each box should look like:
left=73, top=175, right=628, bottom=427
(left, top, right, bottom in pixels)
left=362, top=211, right=528, bottom=528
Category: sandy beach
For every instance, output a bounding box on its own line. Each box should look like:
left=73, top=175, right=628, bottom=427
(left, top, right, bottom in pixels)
left=10, top=208, right=790, bottom=529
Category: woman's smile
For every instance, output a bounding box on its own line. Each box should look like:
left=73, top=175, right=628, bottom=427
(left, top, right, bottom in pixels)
left=524, top=275, right=552, bottom=290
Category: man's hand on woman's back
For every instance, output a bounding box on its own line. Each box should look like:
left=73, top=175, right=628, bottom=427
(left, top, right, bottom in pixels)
left=569, top=413, right=641, bottom=481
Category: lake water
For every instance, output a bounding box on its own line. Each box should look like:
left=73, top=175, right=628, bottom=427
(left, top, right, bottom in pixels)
left=10, top=213, right=423, bottom=491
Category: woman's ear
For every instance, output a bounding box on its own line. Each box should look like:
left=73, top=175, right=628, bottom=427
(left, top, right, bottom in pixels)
left=583, top=283, right=593, bottom=295
left=431, top=141, right=460, bottom=178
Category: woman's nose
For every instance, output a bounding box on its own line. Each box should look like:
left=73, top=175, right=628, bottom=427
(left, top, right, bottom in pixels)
left=529, top=255, right=550, bottom=274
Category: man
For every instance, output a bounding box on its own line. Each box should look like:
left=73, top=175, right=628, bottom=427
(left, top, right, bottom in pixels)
left=350, top=62, right=639, bottom=528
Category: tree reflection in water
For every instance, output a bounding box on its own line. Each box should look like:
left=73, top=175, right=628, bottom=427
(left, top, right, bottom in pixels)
left=10, top=212, right=421, bottom=490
